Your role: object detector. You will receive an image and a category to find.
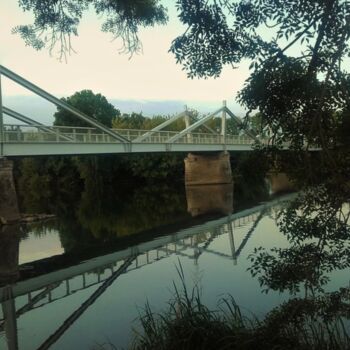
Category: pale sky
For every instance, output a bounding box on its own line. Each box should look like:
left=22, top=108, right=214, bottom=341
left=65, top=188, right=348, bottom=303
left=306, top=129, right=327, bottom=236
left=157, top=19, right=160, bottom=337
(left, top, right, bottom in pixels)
left=0, top=1, right=250, bottom=111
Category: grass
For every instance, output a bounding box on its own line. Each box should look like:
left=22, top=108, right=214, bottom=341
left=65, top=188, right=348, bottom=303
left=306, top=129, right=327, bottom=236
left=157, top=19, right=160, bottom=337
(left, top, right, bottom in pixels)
left=130, top=264, right=350, bottom=350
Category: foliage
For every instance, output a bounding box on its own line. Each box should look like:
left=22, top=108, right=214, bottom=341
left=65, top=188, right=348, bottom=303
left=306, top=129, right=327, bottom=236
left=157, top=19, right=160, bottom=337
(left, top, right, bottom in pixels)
left=122, top=153, right=184, bottom=179
left=248, top=186, right=350, bottom=295
left=113, top=111, right=202, bottom=132
left=15, top=153, right=189, bottom=248
left=171, top=0, right=350, bottom=151
left=54, top=89, right=119, bottom=127
left=16, top=157, right=82, bottom=214
left=232, top=151, right=270, bottom=203
left=113, top=112, right=149, bottom=130
left=13, top=0, right=168, bottom=59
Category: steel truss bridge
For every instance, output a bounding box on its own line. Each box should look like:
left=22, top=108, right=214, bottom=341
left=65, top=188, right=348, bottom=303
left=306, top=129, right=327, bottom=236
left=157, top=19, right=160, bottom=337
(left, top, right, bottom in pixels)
left=0, top=193, right=294, bottom=350
left=0, top=65, right=275, bottom=157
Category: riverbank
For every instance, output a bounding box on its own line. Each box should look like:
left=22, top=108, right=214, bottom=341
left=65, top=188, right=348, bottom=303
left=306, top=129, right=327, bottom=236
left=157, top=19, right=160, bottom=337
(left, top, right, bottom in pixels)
left=0, top=213, right=55, bottom=226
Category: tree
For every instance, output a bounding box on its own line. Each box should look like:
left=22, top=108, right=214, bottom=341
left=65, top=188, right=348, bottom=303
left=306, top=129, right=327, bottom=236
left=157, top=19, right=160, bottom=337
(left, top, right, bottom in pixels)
left=171, top=1, right=350, bottom=151
left=13, top=0, right=168, bottom=59
left=54, top=90, right=120, bottom=127
left=113, top=112, right=147, bottom=129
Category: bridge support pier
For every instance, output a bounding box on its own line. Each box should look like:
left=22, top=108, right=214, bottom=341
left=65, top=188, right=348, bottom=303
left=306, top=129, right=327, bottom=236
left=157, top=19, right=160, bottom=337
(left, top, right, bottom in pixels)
left=266, top=172, right=295, bottom=194
left=0, top=159, right=20, bottom=224
left=184, top=152, right=232, bottom=186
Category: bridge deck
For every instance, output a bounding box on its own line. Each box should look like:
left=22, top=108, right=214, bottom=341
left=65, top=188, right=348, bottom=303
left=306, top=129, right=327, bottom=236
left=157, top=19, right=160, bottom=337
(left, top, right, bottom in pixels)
left=3, top=124, right=274, bottom=156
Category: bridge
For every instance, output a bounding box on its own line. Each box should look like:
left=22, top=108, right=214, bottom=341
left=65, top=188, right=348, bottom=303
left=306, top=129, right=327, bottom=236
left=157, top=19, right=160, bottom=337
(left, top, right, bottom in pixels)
left=0, top=65, right=268, bottom=157
left=0, top=193, right=294, bottom=350
left=0, top=65, right=298, bottom=224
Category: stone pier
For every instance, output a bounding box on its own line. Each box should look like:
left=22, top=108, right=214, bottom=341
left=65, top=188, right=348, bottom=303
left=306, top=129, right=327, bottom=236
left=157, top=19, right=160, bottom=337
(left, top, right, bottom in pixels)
left=0, top=159, right=20, bottom=224
left=184, top=152, right=232, bottom=186
left=267, top=172, right=295, bottom=194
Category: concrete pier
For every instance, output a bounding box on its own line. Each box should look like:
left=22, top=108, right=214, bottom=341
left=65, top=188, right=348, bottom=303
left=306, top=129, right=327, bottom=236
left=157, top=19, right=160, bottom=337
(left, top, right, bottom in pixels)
left=184, top=152, right=232, bottom=186
left=0, top=159, right=20, bottom=223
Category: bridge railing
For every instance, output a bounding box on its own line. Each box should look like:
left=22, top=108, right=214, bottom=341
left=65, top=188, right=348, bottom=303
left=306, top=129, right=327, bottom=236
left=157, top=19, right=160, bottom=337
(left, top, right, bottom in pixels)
left=3, top=124, right=259, bottom=145
left=3, top=124, right=117, bottom=143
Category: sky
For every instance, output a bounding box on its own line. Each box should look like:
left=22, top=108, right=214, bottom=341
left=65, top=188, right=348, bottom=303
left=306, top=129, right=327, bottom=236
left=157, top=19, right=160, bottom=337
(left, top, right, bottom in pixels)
left=0, top=1, right=250, bottom=118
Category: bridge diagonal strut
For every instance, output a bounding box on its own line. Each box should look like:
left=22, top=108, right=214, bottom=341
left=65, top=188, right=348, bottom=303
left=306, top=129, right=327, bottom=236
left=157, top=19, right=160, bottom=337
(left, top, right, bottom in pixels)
left=234, top=210, right=265, bottom=258
left=0, top=65, right=130, bottom=144
left=166, top=107, right=224, bottom=143
left=37, top=257, right=135, bottom=350
left=224, top=108, right=259, bottom=142
left=132, top=111, right=188, bottom=143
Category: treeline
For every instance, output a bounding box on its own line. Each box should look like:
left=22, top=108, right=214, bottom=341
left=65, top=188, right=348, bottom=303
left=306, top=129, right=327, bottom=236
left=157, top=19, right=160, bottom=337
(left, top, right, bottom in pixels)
left=54, top=89, right=264, bottom=134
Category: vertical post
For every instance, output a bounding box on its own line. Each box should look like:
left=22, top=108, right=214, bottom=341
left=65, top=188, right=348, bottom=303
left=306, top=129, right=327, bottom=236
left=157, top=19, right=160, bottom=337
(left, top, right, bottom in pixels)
left=228, top=220, right=237, bottom=265
left=0, top=73, right=4, bottom=157
left=221, top=100, right=227, bottom=148
left=184, top=105, right=192, bottom=143
left=2, top=292, right=19, bottom=350
left=16, top=126, right=21, bottom=142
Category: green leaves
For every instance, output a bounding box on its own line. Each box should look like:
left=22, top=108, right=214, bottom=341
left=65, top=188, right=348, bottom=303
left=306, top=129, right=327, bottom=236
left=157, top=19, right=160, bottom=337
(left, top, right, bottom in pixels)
left=173, top=1, right=350, bottom=156
left=54, top=90, right=119, bottom=127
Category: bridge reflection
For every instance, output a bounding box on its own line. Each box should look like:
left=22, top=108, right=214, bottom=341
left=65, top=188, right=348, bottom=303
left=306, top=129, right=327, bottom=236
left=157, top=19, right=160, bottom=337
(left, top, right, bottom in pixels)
left=0, top=193, right=295, bottom=350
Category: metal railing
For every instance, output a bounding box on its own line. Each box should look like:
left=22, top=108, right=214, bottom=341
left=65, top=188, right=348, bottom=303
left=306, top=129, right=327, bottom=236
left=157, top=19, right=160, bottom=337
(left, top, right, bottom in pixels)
left=3, top=124, right=260, bottom=145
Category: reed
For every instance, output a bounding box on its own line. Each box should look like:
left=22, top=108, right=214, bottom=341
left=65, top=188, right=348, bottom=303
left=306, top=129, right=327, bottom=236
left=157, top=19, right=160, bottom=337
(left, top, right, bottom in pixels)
left=130, top=264, right=349, bottom=350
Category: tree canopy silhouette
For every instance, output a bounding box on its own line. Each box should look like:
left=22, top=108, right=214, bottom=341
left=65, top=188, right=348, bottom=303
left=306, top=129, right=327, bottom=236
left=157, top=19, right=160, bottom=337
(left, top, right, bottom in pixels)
left=13, top=0, right=168, bottom=59
left=171, top=0, right=350, bottom=150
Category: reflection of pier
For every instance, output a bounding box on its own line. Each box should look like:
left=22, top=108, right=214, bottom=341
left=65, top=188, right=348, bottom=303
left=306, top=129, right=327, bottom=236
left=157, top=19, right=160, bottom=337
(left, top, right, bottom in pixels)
left=0, top=193, right=295, bottom=350
left=0, top=225, right=20, bottom=286
left=186, top=183, right=233, bottom=216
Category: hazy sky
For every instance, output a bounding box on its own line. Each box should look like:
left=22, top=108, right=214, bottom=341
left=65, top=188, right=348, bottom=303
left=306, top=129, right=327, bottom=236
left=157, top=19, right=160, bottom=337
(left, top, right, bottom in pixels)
left=0, top=1, right=250, bottom=112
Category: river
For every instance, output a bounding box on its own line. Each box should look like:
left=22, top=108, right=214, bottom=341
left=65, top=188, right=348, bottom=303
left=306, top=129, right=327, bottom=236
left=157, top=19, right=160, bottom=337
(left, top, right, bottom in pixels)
left=0, top=155, right=349, bottom=349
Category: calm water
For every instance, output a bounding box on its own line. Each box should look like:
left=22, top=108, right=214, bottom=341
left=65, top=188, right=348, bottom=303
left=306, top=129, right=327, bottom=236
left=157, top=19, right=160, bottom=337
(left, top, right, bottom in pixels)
left=0, top=166, right=349, bottom=349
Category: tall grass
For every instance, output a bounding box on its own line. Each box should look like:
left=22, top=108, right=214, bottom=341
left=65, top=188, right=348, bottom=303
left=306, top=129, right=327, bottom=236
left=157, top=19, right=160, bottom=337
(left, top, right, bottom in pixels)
left=130, top=264, right=350, bottom=350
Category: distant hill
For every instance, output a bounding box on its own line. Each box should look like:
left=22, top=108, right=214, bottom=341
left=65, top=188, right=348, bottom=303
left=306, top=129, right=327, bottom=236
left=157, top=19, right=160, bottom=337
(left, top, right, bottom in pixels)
left=2, top=95, right=244, bottom=125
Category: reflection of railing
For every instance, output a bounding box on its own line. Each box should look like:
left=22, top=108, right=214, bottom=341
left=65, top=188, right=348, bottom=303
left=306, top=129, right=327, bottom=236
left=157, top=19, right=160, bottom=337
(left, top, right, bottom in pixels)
left=0, top=215, right=258, bottom=322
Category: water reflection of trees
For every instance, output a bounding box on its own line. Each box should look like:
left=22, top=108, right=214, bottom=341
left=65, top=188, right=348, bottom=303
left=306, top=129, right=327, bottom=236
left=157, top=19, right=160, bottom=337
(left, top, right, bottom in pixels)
left=248, top=183, right=350, bottom=342
left=15, top=154, right=270, bottom=254
left=15, top=156, right=191, bottom=252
